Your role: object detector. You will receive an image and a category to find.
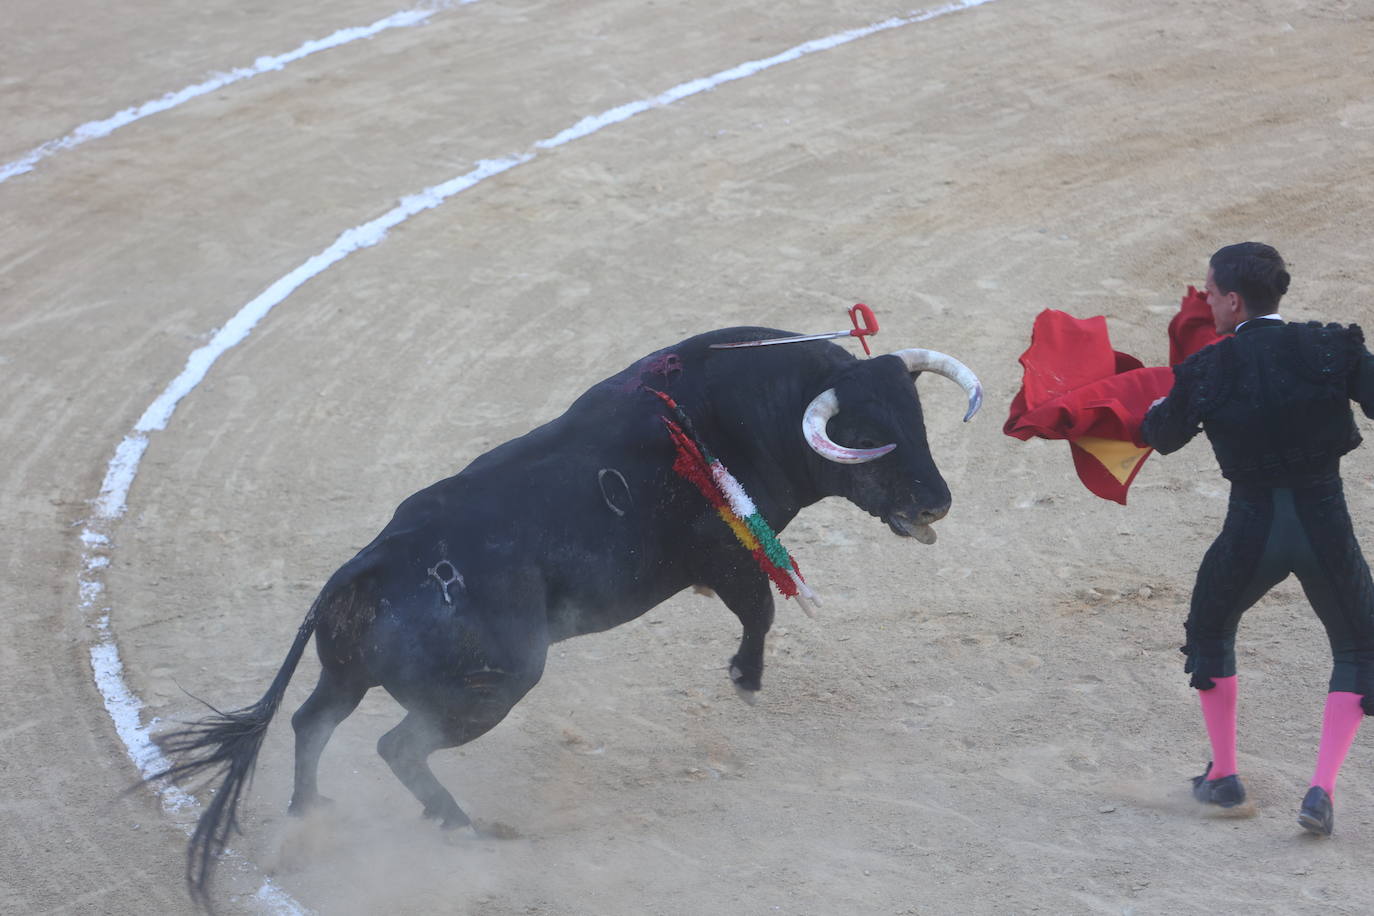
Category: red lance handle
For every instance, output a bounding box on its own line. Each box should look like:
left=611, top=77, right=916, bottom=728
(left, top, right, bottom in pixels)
left=709, top=303, right=881, bottom=354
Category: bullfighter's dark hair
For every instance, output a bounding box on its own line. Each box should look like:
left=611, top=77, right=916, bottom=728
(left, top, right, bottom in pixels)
left=1210, top=242, right=1291, bottom=315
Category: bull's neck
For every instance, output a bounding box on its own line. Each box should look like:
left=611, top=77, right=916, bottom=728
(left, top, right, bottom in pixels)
left=700, top=402, right=817, bottom=532
left=686, top=347, right=839, bottom=530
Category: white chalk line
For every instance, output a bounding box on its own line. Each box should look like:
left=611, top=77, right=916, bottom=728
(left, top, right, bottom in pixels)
left=76, top=2, right=999, bottom=912
left=0, top=4, right=475, bottom=186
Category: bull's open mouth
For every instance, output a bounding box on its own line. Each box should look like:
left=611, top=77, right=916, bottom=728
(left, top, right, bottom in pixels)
left=886, top=515, right=937, bottom=544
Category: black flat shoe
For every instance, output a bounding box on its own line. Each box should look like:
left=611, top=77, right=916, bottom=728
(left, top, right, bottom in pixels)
left=1298, top=786, right=1333, bottom=837
left=1191, top=762, right=1247, bottom=807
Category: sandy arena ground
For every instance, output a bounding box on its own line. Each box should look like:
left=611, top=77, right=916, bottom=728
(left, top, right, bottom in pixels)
left=4, top=0, right=1374, bottom=913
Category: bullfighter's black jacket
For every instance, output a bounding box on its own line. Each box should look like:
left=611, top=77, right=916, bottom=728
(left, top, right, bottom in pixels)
left=1142, top=317, right=1374, bottom=702
left=1143, top=318, right=1374, bottom=486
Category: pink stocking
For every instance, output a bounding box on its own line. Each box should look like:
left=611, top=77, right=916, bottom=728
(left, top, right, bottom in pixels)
left=1312, top=691, right=1364, bottom=796
left=1198, top=675, right=1239, bottom=779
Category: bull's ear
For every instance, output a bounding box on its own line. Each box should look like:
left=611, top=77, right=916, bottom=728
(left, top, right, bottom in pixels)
left=801, top=389, right=896, bottom=464
left=889, top=349, right=983, bottom=421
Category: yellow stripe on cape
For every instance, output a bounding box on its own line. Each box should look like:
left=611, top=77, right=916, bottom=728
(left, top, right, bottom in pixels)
left=1073, top=436, right=1150, bottom=484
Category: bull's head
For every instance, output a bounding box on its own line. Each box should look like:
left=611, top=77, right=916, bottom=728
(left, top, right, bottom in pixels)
left=802, top=349, right=981, bottom=543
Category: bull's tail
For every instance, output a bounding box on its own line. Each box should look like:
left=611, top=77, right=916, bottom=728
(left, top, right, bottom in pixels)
left=147, top=593, right=324, bottom=904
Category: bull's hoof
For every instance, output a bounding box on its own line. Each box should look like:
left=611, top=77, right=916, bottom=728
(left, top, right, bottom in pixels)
left=729, top=658, right=762, bottom=706
left=287, top=794, right=334, bottom=817
left=730, top=667, right=763, bottom=686
left=729, top=651, right=763, bottom=690
left=731, top=681, right=760, bottom=706
left=423, top=799, right=472, bottom=830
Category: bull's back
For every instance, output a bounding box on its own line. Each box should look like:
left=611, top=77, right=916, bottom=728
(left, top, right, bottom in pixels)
left=343, top=404, right=688, bottom=643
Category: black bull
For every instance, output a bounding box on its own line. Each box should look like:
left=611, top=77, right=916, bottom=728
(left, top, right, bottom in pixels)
left=153, top=326, right=981, bottom=898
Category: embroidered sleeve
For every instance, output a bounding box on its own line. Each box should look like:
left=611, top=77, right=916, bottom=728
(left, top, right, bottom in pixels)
left=1141, top=358, right=1206, bottom=455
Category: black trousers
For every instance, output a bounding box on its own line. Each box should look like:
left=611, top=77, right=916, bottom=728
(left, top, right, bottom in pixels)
left=1182, top=476, right=1374, bottom=707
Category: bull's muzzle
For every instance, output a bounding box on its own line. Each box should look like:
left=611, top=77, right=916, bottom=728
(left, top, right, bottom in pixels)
left=886, top=503, right=950, bottom=543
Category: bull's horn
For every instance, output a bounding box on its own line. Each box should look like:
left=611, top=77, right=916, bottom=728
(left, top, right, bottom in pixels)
left=890, top=348, right=983, bottom=422
left=802, top=389, right=898, bottom=465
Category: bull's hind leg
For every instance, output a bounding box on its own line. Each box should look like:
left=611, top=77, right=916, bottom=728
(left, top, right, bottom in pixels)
left=288, top=667, right=370, bottom=816
left=378, top=671, right=539, bottom=830
left=377, top=713, right=472, bottom=828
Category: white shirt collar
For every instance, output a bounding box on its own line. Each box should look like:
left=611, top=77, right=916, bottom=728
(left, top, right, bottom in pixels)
left=1236, top=313, right=1282, bottom=331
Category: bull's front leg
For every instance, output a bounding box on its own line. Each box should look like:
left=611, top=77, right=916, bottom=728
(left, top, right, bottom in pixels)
left=709, top=571, right=775, bottom=696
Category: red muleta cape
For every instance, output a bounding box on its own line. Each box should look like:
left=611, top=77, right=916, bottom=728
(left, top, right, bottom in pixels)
left=1003, top=286, right=1221, bottom=504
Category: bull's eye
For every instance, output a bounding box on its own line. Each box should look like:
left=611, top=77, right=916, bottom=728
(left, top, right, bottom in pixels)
left=856, top=437, right=880, bottom=450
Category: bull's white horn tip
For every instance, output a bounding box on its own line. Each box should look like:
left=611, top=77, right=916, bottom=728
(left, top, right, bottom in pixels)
left=963, top=385, right=984, bottom=422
